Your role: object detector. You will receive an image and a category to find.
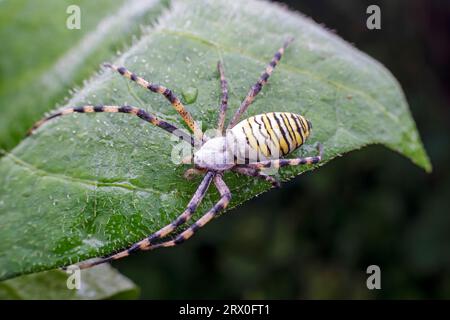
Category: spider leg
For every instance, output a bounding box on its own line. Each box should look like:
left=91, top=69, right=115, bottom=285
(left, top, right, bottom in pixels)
left=232, top=166, right=280, bottom=188
left=247, top=143, right=323, bottom=170
left=104, top=63, right=204, bottom=142
left=76, top=172, right=215, bottom=269
left=216, top=61, right=229, bottom=135
left=227, top=37, right=294, bottom=129
left=142, top=174, right=231, bottom=250
left=28, top=105, right=197, bottom=146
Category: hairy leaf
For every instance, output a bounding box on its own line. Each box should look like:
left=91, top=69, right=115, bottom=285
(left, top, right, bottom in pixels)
left=0, top=0, right=430, bottom=280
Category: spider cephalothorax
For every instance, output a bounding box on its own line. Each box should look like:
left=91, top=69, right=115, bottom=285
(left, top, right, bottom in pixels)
left=29, top=37, right=322, bottom=269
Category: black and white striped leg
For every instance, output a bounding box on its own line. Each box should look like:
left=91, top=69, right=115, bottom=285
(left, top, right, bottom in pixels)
left=28, top=105, right=197, bottom=146
left=248, top=143, right=323, bottom=170
left=104, top=63, right=204, bottom=142
left=216, top=61, right=229, bottom=135
left=76, top=172, right=215, bottom=269
left=232, top=166, right=281, bottom=188
left=142, top=174, right=231, bottom=251
left=227, top=37, right=294, bottom=129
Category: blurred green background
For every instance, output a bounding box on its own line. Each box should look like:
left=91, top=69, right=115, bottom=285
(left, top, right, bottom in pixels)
left=113, top=0, right=450, bottom=299
left=1, top=0, right=449, bottom=299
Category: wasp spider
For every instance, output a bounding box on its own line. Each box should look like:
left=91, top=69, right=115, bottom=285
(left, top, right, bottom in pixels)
left=29, top=37, right=323, bottom=269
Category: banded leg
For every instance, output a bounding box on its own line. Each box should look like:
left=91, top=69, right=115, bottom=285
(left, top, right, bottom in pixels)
left=233, top=166, right=280, bottom=188
left=248, top=143, right=323, bottom=170
left=142, top=174, right=231, bottom=250
left=104, top=63, right=204, bottom=142
left=216, top=61, right=229, bottom=135
left=227, top=37, right=294, bottom=129
left=28, top=105, right=197, bottom=146
left=76, top=172, right=215, bottom=269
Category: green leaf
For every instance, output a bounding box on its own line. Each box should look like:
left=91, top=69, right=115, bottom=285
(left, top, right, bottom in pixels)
left=0, top=0, right=431, bottom=281
left=0, top=0, right=167, bottom=150
left=0, top=264, right=139, bottom=299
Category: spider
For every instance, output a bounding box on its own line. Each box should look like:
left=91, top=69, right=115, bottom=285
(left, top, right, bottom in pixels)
left=29, top=37, right=323, bottom=269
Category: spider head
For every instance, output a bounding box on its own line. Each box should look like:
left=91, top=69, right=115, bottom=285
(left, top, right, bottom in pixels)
left=193, top=137, right=234, bottom=171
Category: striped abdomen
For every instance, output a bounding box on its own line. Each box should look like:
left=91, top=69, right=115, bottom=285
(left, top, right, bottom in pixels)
left=227, top=112, right=312, bottom=162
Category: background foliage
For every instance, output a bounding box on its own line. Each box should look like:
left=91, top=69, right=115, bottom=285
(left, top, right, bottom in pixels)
left=0, top=0, right=448, bottom=299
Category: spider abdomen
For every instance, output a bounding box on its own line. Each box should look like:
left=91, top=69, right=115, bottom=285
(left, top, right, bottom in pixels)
left=226, top=112, right=312, bottom=163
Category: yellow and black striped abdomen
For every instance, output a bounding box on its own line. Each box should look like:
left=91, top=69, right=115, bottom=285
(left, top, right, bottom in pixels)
left=227, top=112, right=312, bottom=162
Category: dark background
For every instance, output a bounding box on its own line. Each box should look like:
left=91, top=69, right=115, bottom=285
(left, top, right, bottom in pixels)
left=113, top=0, right=450, bottom=299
